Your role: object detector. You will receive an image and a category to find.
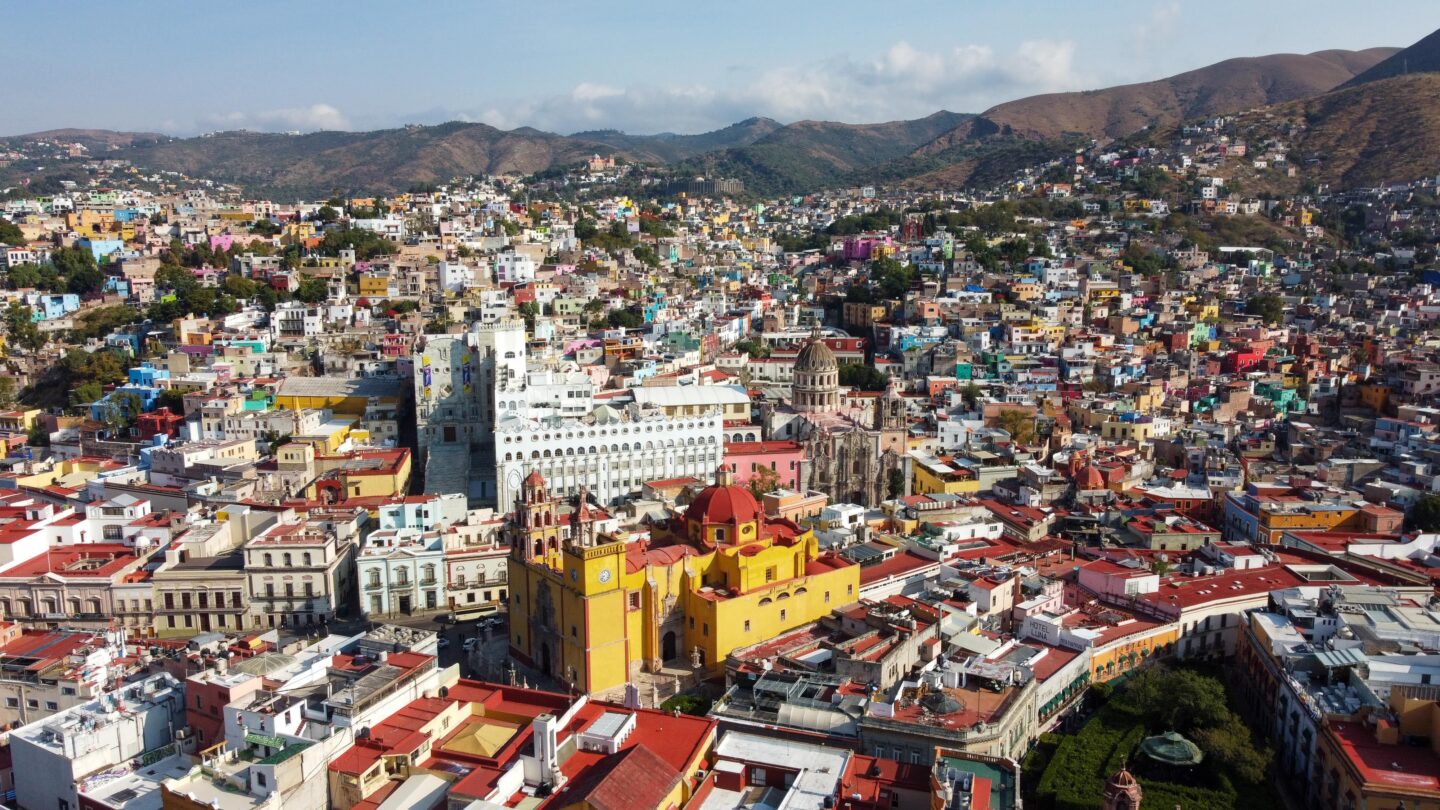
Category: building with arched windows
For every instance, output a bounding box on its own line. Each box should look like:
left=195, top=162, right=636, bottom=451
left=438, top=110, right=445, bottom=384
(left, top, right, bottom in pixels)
left=494, top=400, right=724, bottom=515
left=507, top=468, right=860, bottom=695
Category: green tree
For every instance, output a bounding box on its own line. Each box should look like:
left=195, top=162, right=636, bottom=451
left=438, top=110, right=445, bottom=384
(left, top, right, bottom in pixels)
left=154, top=388, right=188, bottom=415
left=574, top=219, right=599, bottom=240
left=1192, top=714, right=1271, bottom=784
left=517, top=300, right=540, bottom=331
left=733, top=339, right=770, bottom=359
left=1245, top=294, right=1285, bottom=325
left=0, top=377, right=16, bottom=410
left=293, top=274, right=329, bottom=304
left=98, top=391, right=143, bottom=437
left=223, top=275, right=259, bottom=299
left=1125, top=666, right=1229, bottom=732
left=4, top=302, right=45, bottom=352
left=5, top=263, right=60, bottom=291
left=839, top=363, right=888, bottom=392
left=314, top=205, right=339, bottom=223
left=606, top=309, right=644, bottom=330
left=0, top=219, right=24, bottom=245
left=71, top=380, right=104, bottom=407
left=994, top=408, right=1037, bottom=445
left=632, top=245, right=660, bottom=267
left=886, top=468, right=907, bottom=499
left=1409, top=494, right=1440, bottom=532
left=961, top=382, right=983, bottom=408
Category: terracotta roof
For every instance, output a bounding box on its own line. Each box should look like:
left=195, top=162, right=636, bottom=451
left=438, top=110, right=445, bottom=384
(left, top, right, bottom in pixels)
left=568, top=743, right=681, bottom=810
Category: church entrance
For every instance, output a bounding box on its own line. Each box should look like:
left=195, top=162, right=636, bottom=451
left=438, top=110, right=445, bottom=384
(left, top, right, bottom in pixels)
left=662, top=631, right=677, bottom=662
left=540, top=642, right=553, bottom=676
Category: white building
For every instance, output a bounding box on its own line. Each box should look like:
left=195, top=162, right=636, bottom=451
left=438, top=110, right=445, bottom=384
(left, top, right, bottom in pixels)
left=443, top=509, right=510, bottom=614
left=244, top=512, right=360, bottom=628
left=11, top=671, right=186, bottom=810
left=495, top=403, right=724, bottom=513
left=495, top=252, right=536, bottom=284
left=357, top=528, right=446, bottom=617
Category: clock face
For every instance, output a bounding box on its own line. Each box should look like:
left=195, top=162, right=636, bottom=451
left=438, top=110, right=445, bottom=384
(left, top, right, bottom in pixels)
left=598, top=568, right=612, bottom=584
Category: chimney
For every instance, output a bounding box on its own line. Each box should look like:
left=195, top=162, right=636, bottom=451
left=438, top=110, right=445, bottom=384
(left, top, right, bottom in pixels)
left=532, top=713, right=563, bottom=787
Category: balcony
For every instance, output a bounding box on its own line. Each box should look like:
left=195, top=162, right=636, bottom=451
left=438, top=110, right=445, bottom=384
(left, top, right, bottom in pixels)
left=419, top=578, right=437, bottom=587
left=389, top=581, right=412, bottom=591
left=365, top=580, right=384, bottom=591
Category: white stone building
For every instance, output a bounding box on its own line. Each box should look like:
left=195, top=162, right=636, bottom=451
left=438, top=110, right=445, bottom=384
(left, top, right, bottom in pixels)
left=495, top=403, right=724, bottom=514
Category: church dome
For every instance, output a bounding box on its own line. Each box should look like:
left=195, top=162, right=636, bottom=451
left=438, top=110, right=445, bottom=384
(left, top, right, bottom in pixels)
left=1107, top=768, right=1138, bottom=788
left=1078, top=464, right=1106, bottom=490
left=795, top=338, right=837, bottom=373
left=684, top=483, right=761, bottom=527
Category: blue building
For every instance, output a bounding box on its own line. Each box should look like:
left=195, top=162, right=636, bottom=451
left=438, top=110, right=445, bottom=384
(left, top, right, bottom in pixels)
left=22, top=293, right=80, bottom=321
left=75, top=238, right=125, bottom=262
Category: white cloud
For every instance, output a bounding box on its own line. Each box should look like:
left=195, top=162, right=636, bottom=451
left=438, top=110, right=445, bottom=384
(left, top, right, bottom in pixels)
left=196, top=103, right=351, bottom=133
left=1134, top=2, right=1182, bottom=49
left=417, top=38, right=1088, bottom=135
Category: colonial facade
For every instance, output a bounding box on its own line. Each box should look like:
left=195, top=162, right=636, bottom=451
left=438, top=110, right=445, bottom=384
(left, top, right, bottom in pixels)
left=243, top=512, right=358, bottom=628
left=507, top=469, right=861, bottom=695
left=495, top=403, right=724, bottom=514
left=770, top=331, right=908, bottom=506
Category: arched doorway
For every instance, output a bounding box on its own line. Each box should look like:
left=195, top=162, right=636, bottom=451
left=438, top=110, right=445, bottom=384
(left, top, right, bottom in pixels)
left=540, top=642, right=553, bottom=676
left=662, top=631, right=677, bottom=662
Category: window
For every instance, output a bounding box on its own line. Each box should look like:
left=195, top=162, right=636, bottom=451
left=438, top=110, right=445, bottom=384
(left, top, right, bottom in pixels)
left=765, top=566, right=775, bottom=583
left=181, top=593, right=191, bottom=609
left=743, top=620, right=751, bottom=632
left=26, top=699, right=36, bottom=709
left=61, top=687, right=75, bottom=696
left=303, top=553, right=312, bottom=567
left=3, top=698, right=15, bottom=708
left=824, top=591, right=831, bottom=604
left=702, top=623, right=709, bottom=637
left=164, top=593, right=175, bottom=609
left=45, top=701, right=57, bottom=711
left=283, top=553, right=292, bottom=567
left=263, top=553, right=272, bottom=567
left=628, top=593, right=641, bottom=610
left=779, top=609, right=787, bottom=622
left=256, top=773, right=267, bottom=788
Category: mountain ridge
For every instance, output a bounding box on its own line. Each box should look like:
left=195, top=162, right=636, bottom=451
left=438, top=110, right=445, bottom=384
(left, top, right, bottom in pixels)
left=0, top=44, right=1406, bottom=197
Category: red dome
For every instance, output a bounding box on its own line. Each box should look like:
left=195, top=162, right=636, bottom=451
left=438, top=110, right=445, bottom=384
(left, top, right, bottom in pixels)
left=685, top=484, right=761, bottom=527
left=1078, top=465, right=1106, bottom=490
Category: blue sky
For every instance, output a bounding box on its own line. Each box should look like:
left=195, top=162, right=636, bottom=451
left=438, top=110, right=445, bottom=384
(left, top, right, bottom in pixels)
left=2, top=1, right=1431, bottom=136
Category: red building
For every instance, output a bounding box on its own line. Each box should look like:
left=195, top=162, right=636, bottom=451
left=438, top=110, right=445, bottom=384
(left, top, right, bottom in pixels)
left=136, top=407, right=185, bottom=441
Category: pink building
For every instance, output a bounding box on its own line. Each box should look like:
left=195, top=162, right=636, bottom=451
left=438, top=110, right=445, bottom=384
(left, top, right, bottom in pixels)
left=841, top=234, right=893, bottom=262
left=723, top=440, right=805, bottom=491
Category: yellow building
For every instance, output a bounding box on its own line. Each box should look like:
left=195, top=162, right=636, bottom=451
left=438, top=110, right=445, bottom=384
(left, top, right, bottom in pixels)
left=307, top=448, right=411, bottom=501
left=508, top=470, right=860, bottom=694
left=1090, top=624, right=1179, bottom=682
left=911, top=455, right=980, bottom=496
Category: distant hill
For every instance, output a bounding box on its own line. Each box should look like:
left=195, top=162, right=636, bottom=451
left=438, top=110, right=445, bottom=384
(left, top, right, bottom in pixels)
left=895, top=47, right=1398, bottom=191
left=672, top=111, right=972, bottom=197
left=1343, top=26, right=1440, bottom=87
left=109, top=122, right=624, bottom=197
left=0, top=45, right=1407, bottom=198
left=1244, top=73, right=1440, bottom=189
left=4, top=128, right=168, bottom=150
left=918, top=48, right=1397, bottom=151
left=570, top=117, right=783, bottom=163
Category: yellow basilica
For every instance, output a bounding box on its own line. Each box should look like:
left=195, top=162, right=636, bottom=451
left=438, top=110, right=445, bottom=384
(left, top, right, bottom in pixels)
left=506, top=468, right=860, bottom=694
